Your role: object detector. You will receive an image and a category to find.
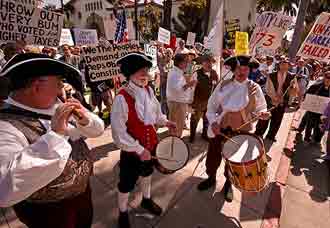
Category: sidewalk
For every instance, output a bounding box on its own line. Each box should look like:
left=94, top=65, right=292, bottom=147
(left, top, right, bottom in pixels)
left=1, top=111, right=298, bottom=228
left=279, top=111, right=330, bottom=228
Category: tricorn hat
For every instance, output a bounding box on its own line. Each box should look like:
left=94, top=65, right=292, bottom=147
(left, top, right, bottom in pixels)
left=224, top=55, right=256, bottom=72
left=0, top=53, right=83, bottom=92
left=116, top=52, right=153, bottom=78
left=195, top=49, right=216, bottom=64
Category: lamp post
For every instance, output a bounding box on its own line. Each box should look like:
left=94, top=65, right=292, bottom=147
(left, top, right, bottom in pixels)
left=134, top=0, right=139, bottom=40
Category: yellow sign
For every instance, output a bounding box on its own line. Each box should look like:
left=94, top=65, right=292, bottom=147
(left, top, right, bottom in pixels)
left=235, top=32, right=249, bottom=55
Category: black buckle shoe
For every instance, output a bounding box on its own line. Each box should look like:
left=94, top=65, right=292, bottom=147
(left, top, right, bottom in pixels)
left=223, top=180, right=233, bottom=203
left=141, top=198, right=163, bottom=216
left=197, top=177, right=216, bottom=191
left=118, top=211, right=130, bottom=228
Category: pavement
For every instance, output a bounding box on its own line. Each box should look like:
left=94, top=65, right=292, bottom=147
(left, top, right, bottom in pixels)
left=0, top=109, right=328, bottom=228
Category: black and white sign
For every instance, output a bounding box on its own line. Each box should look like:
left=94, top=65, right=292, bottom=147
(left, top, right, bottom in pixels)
left=0, top=0, right=64, bottom=47
left=73, top=28, right=98, bottom=46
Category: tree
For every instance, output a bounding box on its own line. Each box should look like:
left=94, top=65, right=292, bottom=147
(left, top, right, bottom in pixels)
left=162, top=0, right=173, bottom=30
left=138, top=2, right=162, bottom=42
left=172, top=0, right=208, bottom=41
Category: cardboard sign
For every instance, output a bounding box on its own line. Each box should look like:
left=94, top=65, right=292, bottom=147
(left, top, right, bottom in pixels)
left=301, top=94, right=330, bottom=114
left=144, top=44, right=157, bottom=73
left=297, top=12, right=330, bottom=63
left=250, top=12, right=292, bottom=56
left=73, top=29, right=98, bottom=46
left=0, top=0, right=64, bottom=47
left=235, top=32, right=249, bottom=55
left=186, top=32, right=196, bottom=46
left=225, top=18, right=240, bottom=49
left=158, top=27, right=171, bottom=45
left=59, top=29, right=74, bottom=46
left=81, top=41, right=139, bottom=82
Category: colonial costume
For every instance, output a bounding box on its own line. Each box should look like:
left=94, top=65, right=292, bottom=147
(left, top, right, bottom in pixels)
left=190, top=52, right=219, bottom=142
left=0, top=53, right=105, bottom=228
left=255, top=58, right=299, bottom=141
left=111, top=53, right=168, bottom=228
left=197, top=56, right=267, bottom=202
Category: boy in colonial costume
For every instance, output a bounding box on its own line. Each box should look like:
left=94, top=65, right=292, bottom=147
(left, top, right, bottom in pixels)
left=197, top=56, right=270, bottom=201
left=111, top=53, right=176, bottom=228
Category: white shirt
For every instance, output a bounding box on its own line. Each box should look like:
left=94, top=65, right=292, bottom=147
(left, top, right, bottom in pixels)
left=206, top=79, right=267, bottom=138
left=111, top=82, right=167, bottom=155
left=0, top=98, right=105, bottom=207
left=167, top=66, right=192, bottom=103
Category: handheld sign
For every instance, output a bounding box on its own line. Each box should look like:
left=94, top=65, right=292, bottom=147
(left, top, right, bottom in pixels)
left=297, top=12, right=330, bottom=63
left=82, top=41, right=139, bottom=82
left=301, top=94, right=330, bottom=114
left=144, top=44, right=157, bottom=73
left=59, top=29, right=74, bottom=46
left=250, top=12, right=292, bottom=56
left=0, top=1, right=64, bottom=47
left=73, top=29, right=99, bottom=46
left=225, top=19, right=240, bottom=49
left=158, top=27, right=171, bottom=45
left=186, top=32, right=196, bottom=46
left=235, top=32, right=249, bottom=55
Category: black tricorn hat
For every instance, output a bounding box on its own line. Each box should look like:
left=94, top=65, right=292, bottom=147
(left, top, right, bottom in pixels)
left=116, top=52, right=153, bottom=78
left=0, top=53, right=83, bottom=92
left=224, top=55, right=254, bottom=72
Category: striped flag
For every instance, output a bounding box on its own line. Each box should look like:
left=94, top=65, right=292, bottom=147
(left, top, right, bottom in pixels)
left=114, top=10, right=128, bottom=43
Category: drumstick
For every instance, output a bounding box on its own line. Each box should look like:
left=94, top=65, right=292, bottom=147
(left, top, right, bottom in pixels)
left=236, top=106, right=277, bottom=131
left=58, top=96, right=83, bottom=120
left=151, top=156, right=179, bottom=162
left=170, top=137, right=174, bottom=158
left=218, top=132, right=240, bottom=145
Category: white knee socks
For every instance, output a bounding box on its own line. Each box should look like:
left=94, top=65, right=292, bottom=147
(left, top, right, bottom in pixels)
left=141, top=176, right=151, bottom=199
left=118, top=191, right=129, bottom=212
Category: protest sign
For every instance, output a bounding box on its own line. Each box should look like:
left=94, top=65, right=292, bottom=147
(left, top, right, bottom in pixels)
left=81, top=41, right=139, bottom=82
left=59, top=29, right=74, bottom=46
left=158, top=27, right=171, bottom=45
left=250, top=12, right=292, bottom=56
left=144, top=44, right=157, bottom=73
left=301, top=94, right=330, bottom=114
left=235, top=31, right=249, bottom=55
left=186, top=32, right=196, bottom=46
left=297, top=12, right=330, bottom=62
left=0, top=0, right=63, bottom=47
left=225, top=18, right=240, bottom=49
left=73, top=29, right=98, bottom=46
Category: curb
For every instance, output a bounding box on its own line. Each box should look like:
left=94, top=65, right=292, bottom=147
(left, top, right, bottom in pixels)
left=261, top=110, right=302, bottom=228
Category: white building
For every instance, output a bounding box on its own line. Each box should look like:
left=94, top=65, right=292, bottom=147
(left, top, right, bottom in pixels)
left=64, top=0, right=163, bottom=40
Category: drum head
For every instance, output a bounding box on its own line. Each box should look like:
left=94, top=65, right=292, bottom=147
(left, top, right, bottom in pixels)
left=156, top=136, right=189, bottom=172
left=222, top=134, right=262, bottom=163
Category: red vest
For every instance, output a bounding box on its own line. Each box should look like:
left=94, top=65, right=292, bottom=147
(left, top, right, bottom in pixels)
left=118, top=88, right=158, bottom=153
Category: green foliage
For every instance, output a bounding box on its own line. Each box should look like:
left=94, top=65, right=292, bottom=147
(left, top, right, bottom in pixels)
left=138, top=3, right=162, bottom=42
left=172, top=0, right=208, bottom=42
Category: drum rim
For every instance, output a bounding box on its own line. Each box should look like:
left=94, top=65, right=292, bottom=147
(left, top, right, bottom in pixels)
left=222, top=133, right=266, bottom=166
left=155, top=136, right=190, bottom=172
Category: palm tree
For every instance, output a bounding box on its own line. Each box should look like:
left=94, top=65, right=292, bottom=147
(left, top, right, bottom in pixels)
left=162, top=0, right=172, bottom=30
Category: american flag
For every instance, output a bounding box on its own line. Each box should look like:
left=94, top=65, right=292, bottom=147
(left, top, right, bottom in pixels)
left=114, top=10, right=128, bottom=43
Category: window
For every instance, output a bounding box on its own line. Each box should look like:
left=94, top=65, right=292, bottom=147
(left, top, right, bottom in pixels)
left=96, top=1, right=100, bottom=10
left=94, top=2, right=97, bottom=11
left=78, top=12, right=82, bottom=19
left=85, top=4, right=88, bottom=11
left=100, top=1, right=103, bottom=10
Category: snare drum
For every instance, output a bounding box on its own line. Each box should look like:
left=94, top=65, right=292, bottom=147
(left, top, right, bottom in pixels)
left=222, top=133, right=268, bottom=192
left=154, top=136, right=190, bottom=174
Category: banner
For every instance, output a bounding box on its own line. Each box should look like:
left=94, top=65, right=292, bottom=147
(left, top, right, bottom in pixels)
left=297, top=12, right=330, bottom=62
left=186, top=32, right=196, bottom=46
left=301, top=94, right=330, bottom=114
left=81, top=41, right=139, bottom=82
left=158, top=27, right=171, bottom=45
left=235, top=32, right=249, bottom=55
left=59, top=29, right=74, bottom=46
left=225, top=18, right=240, bottom=49
left=0, top=0, right=63, bottom=47
left=204, top=1, right=224, bottom=57
left=144, top=44, right=157, bottom=73
left=250, top=11, right=292, bottom=56
left=73, top=29, right=98, bottom=46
